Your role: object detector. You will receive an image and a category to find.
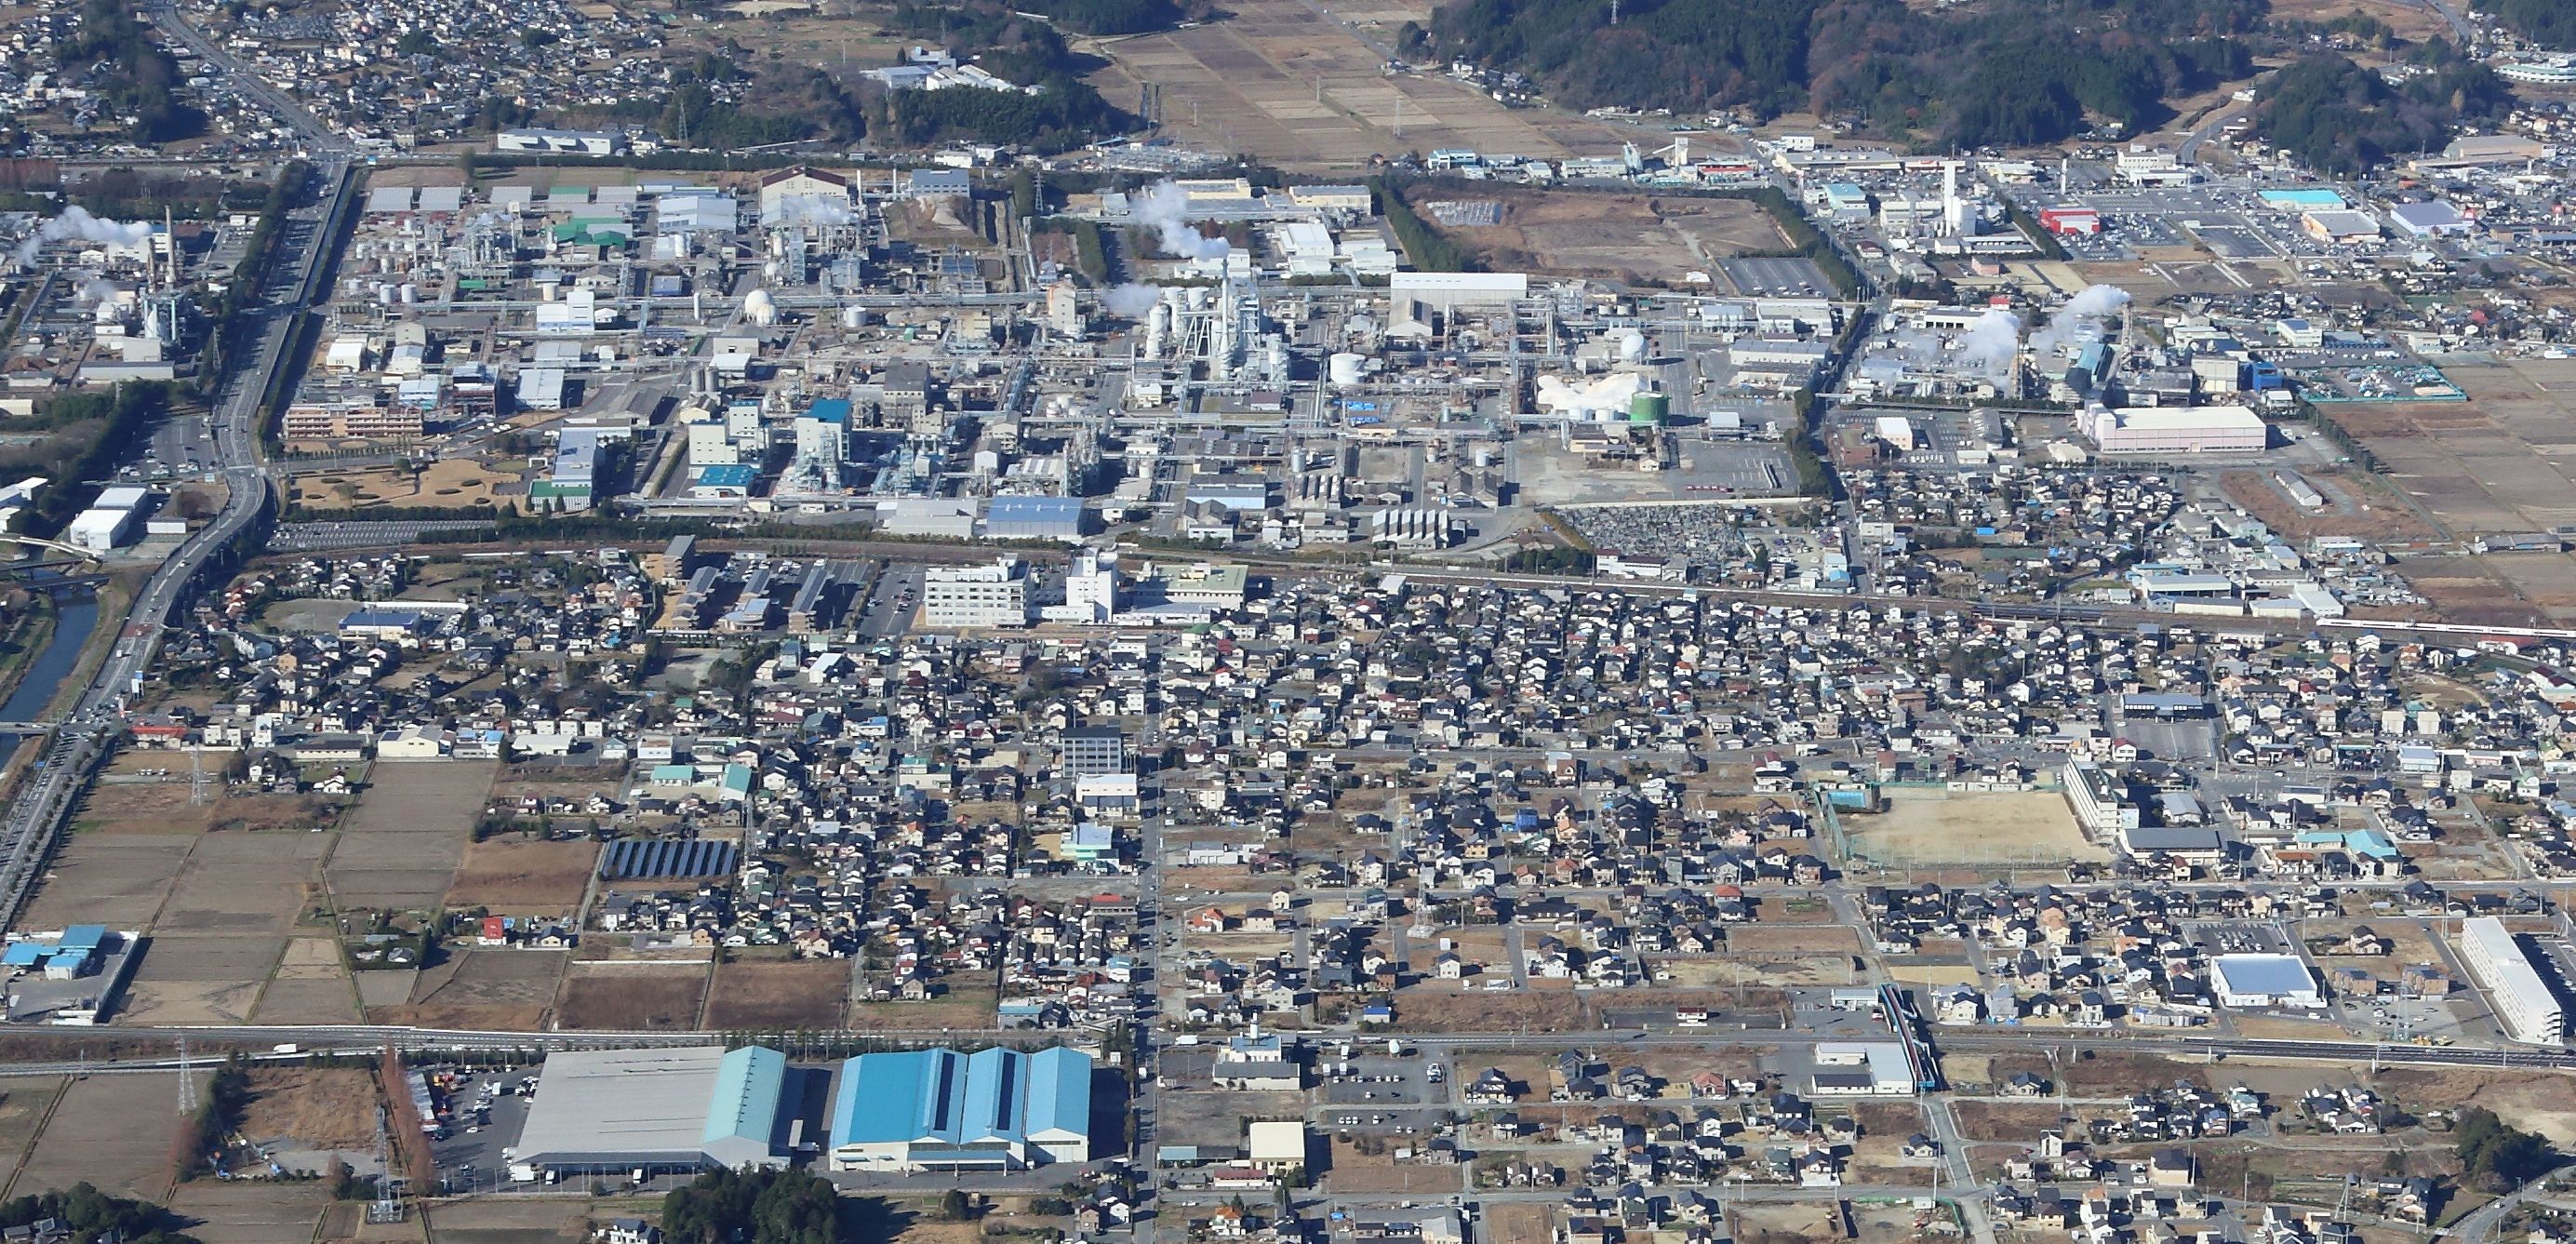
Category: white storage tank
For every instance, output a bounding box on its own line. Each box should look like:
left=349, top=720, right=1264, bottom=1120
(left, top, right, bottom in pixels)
left=1328, top=352, right=1366, bottom=385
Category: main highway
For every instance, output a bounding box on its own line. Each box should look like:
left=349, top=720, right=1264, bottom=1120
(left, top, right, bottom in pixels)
left=0, top=19, right=355, bottom=924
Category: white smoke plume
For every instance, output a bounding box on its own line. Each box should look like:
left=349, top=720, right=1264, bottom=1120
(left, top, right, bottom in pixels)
left=1100, top=283, right=1163, bottom=317
left=73, top=278, right=119, bottom=305
left=15, top=207, right=155, bottom=267
left=1957, top=307, right=2021, bottom=368
left=2029, top=283, right=2132, bottom=359
left=1132, top=181, right=1229, bottom=261
left=777, top=196, right=857, bottom=228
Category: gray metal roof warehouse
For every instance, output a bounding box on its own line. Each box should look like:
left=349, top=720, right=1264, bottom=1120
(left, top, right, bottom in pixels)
left=509, top=1046, right=794, bottom=1176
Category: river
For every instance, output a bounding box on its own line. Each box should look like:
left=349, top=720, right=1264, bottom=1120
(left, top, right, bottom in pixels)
left=0, top=583, right=100, bottom=763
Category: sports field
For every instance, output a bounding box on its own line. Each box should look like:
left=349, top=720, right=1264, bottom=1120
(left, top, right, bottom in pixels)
left=1842, top=789, right=2109, bottom=867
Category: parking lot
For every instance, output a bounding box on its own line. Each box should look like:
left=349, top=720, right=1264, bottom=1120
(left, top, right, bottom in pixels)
left=426, top=1066, right=536, bottom=1193
left=1722, top=257, right=1833, bottom=297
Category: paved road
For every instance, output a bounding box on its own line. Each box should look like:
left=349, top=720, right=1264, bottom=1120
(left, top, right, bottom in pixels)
left=0, top=156, right=356, bottom=925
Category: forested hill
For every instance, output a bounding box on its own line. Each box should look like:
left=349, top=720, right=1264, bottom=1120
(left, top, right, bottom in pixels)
left=1408, top=0, right=2263, bottom=147
left=2478, top=0, right=2576, bottom=47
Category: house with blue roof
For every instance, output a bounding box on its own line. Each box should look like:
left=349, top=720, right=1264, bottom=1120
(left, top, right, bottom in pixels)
left=827, top=1046, right=1092, bottom=1170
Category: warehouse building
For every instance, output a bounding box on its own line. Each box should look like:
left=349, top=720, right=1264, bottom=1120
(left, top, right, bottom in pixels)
left=2459, top=916, right=2564, bottom=1045
left=983, top=495, right=1088, bottom=542
left=828, top=1046, right=1093, bottom=1171
left=508, top=1046, right=796, bottom=1178
left=2209, top=954, right=2324, bottom=1010
left=2077, top=405, right=2267, bottom=455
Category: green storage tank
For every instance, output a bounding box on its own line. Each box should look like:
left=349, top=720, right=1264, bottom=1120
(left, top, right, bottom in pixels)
left=1629, top=393, right=1668, bottom=426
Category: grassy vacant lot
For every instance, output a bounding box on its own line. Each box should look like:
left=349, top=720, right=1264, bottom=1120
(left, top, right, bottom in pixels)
left=703, top=958, right=851, bottom=1032
left=446, top=837, right=598, bottom=916
left=381, top=948, right=567, bottom=1031
left=554, top=968, right=712, bottom=1031
left=237, top=1067, right=380, bottom=1151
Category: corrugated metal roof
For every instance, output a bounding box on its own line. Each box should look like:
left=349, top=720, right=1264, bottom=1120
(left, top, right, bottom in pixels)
left=701, top=1047, right=788, bottom=1150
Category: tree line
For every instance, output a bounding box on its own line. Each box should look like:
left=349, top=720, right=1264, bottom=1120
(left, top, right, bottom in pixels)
left=1409, top=0, right=2265, bottom=149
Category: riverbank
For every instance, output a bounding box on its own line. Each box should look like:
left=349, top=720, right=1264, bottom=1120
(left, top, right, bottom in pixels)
left=0, top=595, right=59, bottom=714
left=35, top=569, right=133, bottom=725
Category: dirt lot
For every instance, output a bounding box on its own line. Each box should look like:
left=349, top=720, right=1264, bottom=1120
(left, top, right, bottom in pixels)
left=17, top=828, right=195, bottom=930
left=1952, top=1099, right=2077, bottom=1142
left=2323, top=357, right=2576, bottom=542
left=2219, top=468, right=2437, bottom=542
left=169, top=1182, right=337, bottom=1244
left=122, top=934, right=287, bottom=1024
left=1322, top=1137, right=1459, bottom=1193
left=703, top=958, right=852, bottom=1031
left=1843, top=788, right=2108, bottom=867
left=2391, top=551, right=2576, bottom=628
left=1082, top=0, right=1634, bottom=171
left=445, top=837, right=598, bottom=916
left=1725, top=924, right=1862, bottom=954
left=73, top=783, right=336, bottom=837
left=328, top=762, right=495, bottom=913
left=287, top=459, right=506, bottom=510
left=1732, top=1202, right=1843, bottom=1244
left=0, top=1077, right=62, bottom=1195
left=380, top=949, right=567, bottom=1030
left=554, top=967, right=711, bottom=1031
left=1483, top=1202, right=1552, bottom=1244
left=155, top=829, right=333, bottom=936
left=16, top=1072, right=190, bottom=1200
left=1417, top=186, right=1785, bottom=286
left=846, top=986, right=997, bottom=1032
left=420, top=1198, right=591, bottom=1244
left=2267, top=0, right=2450, bottom=46
left=237, top=1067, right=380, bottom=1151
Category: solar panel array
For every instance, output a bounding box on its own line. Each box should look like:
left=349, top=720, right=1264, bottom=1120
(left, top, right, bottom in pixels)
left=601, top=838, right=738, bottom=880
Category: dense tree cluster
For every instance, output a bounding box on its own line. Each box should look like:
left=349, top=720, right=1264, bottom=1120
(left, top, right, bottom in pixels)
left=660, top=1168, right=844, bottom=1244
left=1413, top=0, right=2262, bottom=147
left=2480, top=0, right=2576, bottom=47
left=0, top=1184, right=203, bottom=1244
left=65, top=0, right=203, bottom=142
left=2454, top=1107, right=2556, bottom=1193
left=2252, top=49, right=2508, bottom=174
left=861, top=8, right=1128, bottom=151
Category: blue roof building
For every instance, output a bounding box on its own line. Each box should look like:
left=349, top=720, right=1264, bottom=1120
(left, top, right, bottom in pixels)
left=828, top=1046, right=1093, bottom=1170
left=982, top=495, right=1087, bottom=542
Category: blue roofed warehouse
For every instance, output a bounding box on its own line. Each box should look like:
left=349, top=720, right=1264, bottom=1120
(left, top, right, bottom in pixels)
left=828, top=1046, right=1092, bottom=1171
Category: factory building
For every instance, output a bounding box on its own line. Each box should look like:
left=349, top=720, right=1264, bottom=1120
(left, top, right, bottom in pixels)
left=2459, top=916, right=2564, bottom=1045
left=508, top=1046, right=795, bottom=1179
left=827, top=1046, right=1093, bottom=1171
left=2037, top=206, right=2102, bottom=235
left=982, top=495, right=1088, bottom=542
left=923, top=557, right=1032, bottom=628
left=66, top=485, right=153, bottom=553
left=2077, top=405, right=2266, bottom=455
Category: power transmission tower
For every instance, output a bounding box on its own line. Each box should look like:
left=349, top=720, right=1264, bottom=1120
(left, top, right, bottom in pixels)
left=176, top=1037, right=196, bottom=1115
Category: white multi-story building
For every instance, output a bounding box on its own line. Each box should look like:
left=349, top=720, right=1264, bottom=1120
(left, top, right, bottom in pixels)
left=2459, top=916, right=2564, bottom=1045
left=2062, top=759, right=2138, bottom=836
left=922, top=557, right=1030, bottom=628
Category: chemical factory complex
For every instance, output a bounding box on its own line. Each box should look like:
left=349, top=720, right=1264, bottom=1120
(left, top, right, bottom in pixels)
left=16, top=1, right=2576, bottom=1242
